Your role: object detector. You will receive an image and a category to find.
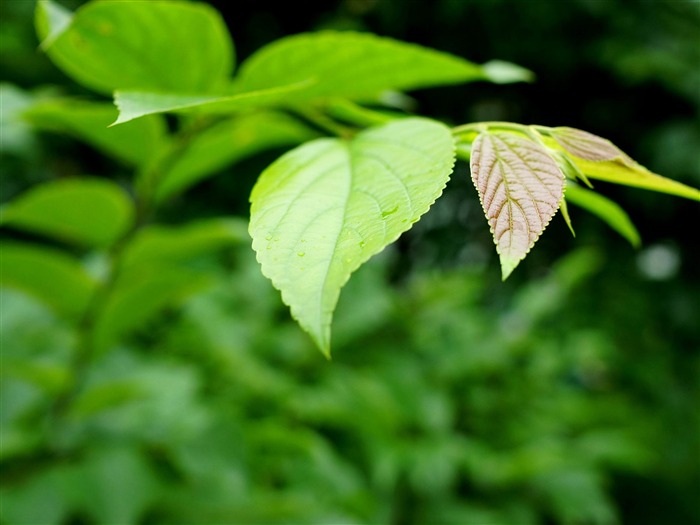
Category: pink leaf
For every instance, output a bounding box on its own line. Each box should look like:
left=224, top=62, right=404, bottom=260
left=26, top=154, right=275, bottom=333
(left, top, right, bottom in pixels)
left=470, top=132, right=565, bottom=279
left=550, top=127, right=621, bottom=161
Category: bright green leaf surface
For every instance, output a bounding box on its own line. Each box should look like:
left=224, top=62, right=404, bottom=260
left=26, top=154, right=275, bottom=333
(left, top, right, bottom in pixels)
left=0, top=242, right=95, bottom=320
left=0, top=178, right=134, bottom=248
left=36, top=0, right=234, bottom=94
left=112, top=81, right=313, bottom=125
left=91, top=265, right=207, bottom=353
left=565, top=183, right=641, bottom=248
left=121, top=218, right=249, bottom=269
left=235, top=31, right=502, bottom=102
left=24, top=99, right=167, bottom=166
left=250, top=118, right=455, bottom=355
left=470, top=132, right=565, bottom=280
left=149, top=112, right=317, bottom=202
left=574, top=157, right=700, bottom=202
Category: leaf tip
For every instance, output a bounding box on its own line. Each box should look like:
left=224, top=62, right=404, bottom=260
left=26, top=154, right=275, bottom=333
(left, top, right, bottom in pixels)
left=500, top=257, right=519, bottom=281
left=482, top=60, right=536, bottom=84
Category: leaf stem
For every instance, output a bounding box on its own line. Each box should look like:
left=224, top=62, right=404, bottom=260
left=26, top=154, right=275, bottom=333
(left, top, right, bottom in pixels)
left=452, top=121, right=532, bottom=136
left=286, top=107, right=355, bottom=139
left=325, top=99, right=399, bottom=128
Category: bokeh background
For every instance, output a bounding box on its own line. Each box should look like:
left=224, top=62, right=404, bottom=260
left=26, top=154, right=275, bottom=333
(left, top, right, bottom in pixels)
left=1, top=0, right=699, bottom=524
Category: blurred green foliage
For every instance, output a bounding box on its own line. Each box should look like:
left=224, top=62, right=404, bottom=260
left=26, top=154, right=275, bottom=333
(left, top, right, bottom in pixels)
left=1, top=1, right=698, bottom=524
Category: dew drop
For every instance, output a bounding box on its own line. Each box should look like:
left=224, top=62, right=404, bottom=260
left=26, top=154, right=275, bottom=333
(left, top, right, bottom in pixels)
left=381, top=205, right=399, bottom=218
left=297, top=251, right=305, bottom=257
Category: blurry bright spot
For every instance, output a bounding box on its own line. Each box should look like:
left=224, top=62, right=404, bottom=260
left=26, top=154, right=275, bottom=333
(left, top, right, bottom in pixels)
left=636, top=244, right=680, bottom=281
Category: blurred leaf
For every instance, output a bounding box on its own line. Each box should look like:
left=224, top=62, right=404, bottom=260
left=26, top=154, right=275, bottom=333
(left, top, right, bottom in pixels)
left=36, top=0, right=70, bottom=49
left=36, top=0, right=234, bottom=94
left=0, top=83, right=36, bottom=154
left=470, top=131, right=565, bottom=279
left=145, top=112, right=317, bottom=202
left=71, top=446, right=159, bottom=525
left=481, top=60, right=535, bottom=84
left=0, top=178, right=134, bottom=248
left=91, top=265, right=208, bottom=353
left=0, top=241, right=95, bottom=320
left=23, top=98, right=167, bottom=166
left=2, top=360, right=71, bottom=394
left=70, top=380, right=144, bottom=417
left=75, top=350, right=210, bottom=442
left=250, top=118, right=454, bottom=355
left=534, top=469, right=619, bottom=525
left=121, top=217, right=249, bottom=269
left=235, top=31, right=519, bottom=104
left=565, top=183, right=641, bottom=248
left=112, top=81, right=313, bottom=125
left=0, top=467, right=69, bottom=525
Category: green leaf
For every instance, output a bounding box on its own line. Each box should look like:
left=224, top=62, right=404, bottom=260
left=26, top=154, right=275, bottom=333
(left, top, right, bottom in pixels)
left=235, top=31, right=516, bottom=103
left=36, top=0, right=234, bottom=94
left=112, top=81, right=313, bottom=125
left=470, top=131, right=565, bottom=280
left=548, top=148, right=593, bottom=188
left=121, top=218, right=249, bottom=270
left=559, top=197, right=575, bottom=237
left=91, top=265, right=207, bottom=353
left=565, top=183, right=641, bottom=248
left=146, top=112, right=317, bottom=202
left=23, top=99, right=166, bottom=166
left=572, top=157, right=700, bottom=202
left=0, top=178, right=134, bottom=248
left=0, top=241, right=95, bottom=320
left=250, top=118, right=455, bottom=356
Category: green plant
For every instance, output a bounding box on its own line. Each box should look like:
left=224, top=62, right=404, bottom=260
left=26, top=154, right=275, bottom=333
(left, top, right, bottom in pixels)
left=2, top=0, right=698, bottom=363
left=2, top=2, right=700, bottom=525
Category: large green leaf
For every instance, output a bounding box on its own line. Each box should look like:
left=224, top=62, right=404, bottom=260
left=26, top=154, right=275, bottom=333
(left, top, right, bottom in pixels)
left=112, top=81, right=313, bottom=125
left=0, top=242, right=95, bottom=320
left=235, top=31, right=528, bottom=102
left=121, top=218, right=249, bottom=270
left=250, top=118, right=455, bottom=356
left=36, top=0, right=234, bottom=94
left=23, top=99, right=166, bottom=166
left=144, top=112, right=317, bottom=202
left=0, top=178, right=134, bottom=248
left=470, top=131, right=565, bottom=279
left=565, top=183, right=641, bottom=248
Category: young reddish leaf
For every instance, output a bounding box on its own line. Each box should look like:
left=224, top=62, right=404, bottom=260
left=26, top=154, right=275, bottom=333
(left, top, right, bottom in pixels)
left=550, top=127, right=621, bottom=161
left=470, top=132, right=565, bottom=279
